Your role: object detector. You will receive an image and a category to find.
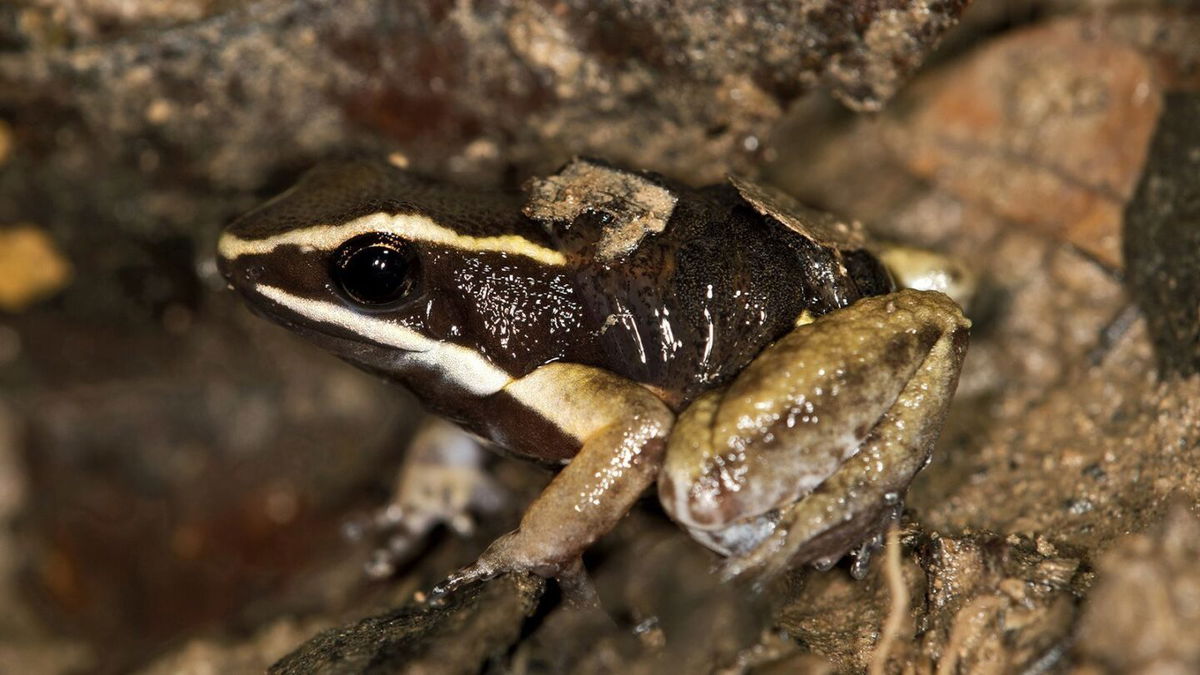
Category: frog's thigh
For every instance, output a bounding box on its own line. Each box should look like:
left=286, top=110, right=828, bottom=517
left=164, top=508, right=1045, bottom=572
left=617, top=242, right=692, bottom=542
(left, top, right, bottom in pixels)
left=659, top=290, right=968, bottom=569
left=443, top=363, right=673, bottom=587
left=878, top=243, right=977, bottom=309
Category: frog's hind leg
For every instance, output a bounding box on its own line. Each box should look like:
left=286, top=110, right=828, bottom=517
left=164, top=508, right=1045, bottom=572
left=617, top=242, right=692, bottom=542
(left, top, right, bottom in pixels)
left=658, top=290, right=969, bottom=581
left=726, top=311, right=966, bottom=580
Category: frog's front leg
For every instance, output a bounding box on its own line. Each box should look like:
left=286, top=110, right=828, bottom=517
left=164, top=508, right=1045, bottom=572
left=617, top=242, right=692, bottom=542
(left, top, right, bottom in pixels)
left=346, top=416, right=506, bottom=579
left=434, top=363, right=674, bottom=596
left=658, top=289, right=969, bottom=581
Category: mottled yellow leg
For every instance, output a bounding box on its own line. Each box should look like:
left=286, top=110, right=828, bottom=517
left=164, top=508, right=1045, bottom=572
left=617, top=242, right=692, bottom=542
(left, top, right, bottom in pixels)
left=723, top=301, right=968, bottom=580
left=657, top=290, right=969, bottom=581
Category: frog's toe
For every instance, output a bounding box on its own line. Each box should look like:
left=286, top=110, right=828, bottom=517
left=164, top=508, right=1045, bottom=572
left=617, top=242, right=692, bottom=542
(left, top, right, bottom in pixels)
left=344, top=505, right=430, bottom=579
left=848, top=529, right=887, bottom=580
left=430, top=528, right=538, bottom=597
left=349, top=418, right=506, bottom=580
left=431, top=555, right=502, bottom=598
left=431, top=532, right=598, bottom=606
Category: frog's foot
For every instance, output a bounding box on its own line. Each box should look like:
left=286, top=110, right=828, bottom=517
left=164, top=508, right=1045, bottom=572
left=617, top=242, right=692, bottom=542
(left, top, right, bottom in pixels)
left=429, top=539, right=508, bottom=597
left=431, top=529, right=558, bottom=596
left=658, top=290, right=969, bottom=584
left=433, top=544, right=599, bottom=607
left=716, top=472, right=907, bottom=583
left=804, top=503, right=901, bottom=578
left=347, top=417, right=505, bottom=579
left=847, top=524, right=890, bottom=580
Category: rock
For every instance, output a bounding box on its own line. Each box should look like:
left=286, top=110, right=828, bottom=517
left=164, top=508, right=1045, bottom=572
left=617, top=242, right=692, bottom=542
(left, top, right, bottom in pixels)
left=138, top=618, right=330, bottom=675
left=886, top=16, right=1167, bottom=268
left=1123, top=93, right=1200, bottom=377
left=270, top=573, right=544, bottom=674
left=0, top=0, right=968, bottom=191
left=776, top=529, right=1081, bottom=673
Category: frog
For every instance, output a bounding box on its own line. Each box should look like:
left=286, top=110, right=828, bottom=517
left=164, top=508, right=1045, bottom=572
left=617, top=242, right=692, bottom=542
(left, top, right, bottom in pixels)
left=216, top=157, right=970, bottom=593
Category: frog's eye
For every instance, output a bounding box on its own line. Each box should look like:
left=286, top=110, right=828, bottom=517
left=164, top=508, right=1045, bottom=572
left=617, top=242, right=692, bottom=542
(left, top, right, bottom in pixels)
left=331, top=233, right=420, bottom=307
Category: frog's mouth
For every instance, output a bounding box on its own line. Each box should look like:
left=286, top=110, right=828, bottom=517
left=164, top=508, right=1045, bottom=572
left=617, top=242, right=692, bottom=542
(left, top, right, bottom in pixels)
left=248, top=284, right=432, bottom=353
left=241, top=284, right=514, bottom=398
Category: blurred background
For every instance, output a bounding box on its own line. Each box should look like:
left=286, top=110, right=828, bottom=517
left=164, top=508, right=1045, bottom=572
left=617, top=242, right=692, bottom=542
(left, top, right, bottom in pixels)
left=0, top=1, right=1198, bottom=673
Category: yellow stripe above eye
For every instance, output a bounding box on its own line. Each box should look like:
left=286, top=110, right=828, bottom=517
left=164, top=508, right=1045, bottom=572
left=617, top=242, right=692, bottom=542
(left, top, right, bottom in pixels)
left=218, top=212, right=567, bottom=266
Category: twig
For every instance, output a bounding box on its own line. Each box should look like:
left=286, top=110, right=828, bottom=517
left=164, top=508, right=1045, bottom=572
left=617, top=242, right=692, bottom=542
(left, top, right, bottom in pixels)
left=869, top=525, right=907, bottom=675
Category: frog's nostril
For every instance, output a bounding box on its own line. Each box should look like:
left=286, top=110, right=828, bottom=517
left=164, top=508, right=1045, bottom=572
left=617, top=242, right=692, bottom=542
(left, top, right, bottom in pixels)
left=242, top=263, right=265, bottom=282
left=215, top=254, right=235, bottom=284
left=214, top=253, right=265, bottom=291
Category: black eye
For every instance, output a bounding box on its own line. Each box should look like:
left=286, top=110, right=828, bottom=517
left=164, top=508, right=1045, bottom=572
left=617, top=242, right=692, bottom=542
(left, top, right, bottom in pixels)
left=331, top=234, right=420, bottom=307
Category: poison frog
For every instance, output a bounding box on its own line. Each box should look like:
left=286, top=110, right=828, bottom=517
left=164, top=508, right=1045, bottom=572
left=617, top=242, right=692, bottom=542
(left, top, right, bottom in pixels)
left=217, top=158, right=970, bottom=591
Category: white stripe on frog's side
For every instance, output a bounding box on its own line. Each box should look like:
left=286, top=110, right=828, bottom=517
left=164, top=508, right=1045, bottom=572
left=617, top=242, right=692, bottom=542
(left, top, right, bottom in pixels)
left=218, top=212, right=567, bottom=266
left=255, top=284, right=514, bottom=397
left=255, top=285, right=609, bottom=444
left=253, top=284, right=593, bottom=445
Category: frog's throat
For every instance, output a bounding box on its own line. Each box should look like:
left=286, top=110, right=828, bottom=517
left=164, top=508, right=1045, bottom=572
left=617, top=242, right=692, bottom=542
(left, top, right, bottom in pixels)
left=254, top=284, right=514, bottom=397
left=217, top=212, right=566, bottom=266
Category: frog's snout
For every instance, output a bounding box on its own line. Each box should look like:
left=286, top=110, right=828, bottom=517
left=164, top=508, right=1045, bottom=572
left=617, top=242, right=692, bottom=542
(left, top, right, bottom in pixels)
left=215, top=244, right=237, bottom=289
left=216, top=231, right=274, bottom=299
left=215, top=232, right=242, bottom=283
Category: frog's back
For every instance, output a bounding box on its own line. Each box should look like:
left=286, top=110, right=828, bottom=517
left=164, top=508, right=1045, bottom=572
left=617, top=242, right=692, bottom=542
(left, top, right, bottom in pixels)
left=534, top=162, right=894, bottom=408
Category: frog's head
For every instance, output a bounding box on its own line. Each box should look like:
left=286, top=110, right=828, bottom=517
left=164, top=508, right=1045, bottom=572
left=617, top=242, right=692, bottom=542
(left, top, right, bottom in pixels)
left=216, top=160, right=570, bottom=399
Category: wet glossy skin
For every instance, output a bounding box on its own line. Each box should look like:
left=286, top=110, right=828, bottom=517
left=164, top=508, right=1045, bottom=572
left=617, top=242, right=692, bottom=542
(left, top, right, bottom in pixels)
left=217, top=158, right=969, bottom=588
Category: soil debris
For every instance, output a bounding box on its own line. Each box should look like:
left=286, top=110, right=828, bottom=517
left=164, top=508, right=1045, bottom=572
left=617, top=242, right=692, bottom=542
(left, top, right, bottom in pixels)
left=1074, top=504, right=1200, bottom=674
